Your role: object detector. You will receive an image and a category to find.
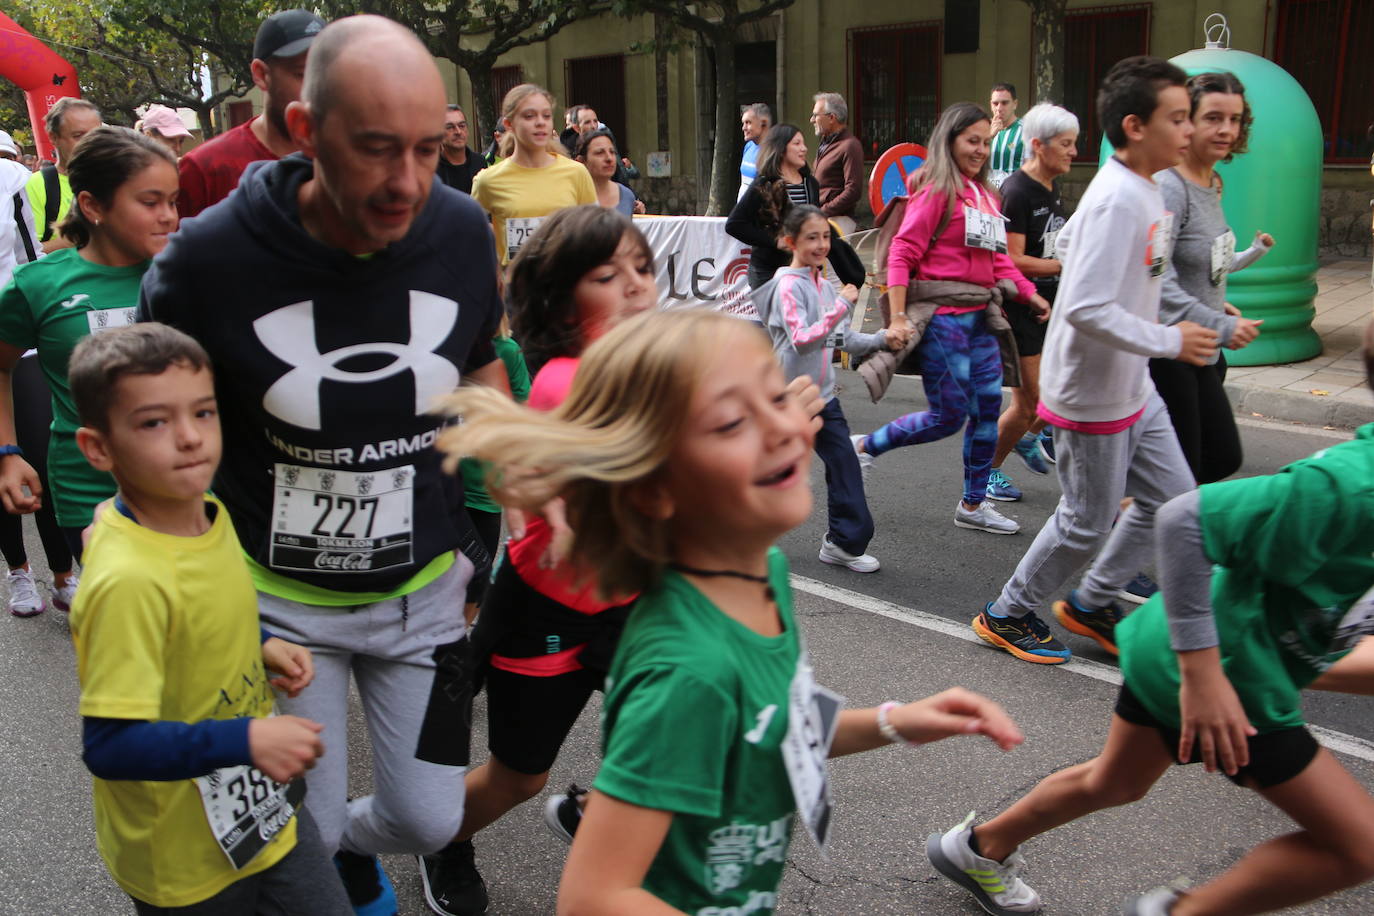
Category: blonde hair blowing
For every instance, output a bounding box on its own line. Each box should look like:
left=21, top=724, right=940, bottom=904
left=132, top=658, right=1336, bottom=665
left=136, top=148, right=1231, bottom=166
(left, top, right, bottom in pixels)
left=498, top=83, right=567, bottom=159
left=438, top=309, right=759, bottom=597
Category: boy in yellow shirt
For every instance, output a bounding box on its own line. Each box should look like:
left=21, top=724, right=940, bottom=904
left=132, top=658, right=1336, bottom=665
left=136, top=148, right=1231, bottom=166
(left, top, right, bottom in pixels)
left=66, top=323, right=350, bottom=914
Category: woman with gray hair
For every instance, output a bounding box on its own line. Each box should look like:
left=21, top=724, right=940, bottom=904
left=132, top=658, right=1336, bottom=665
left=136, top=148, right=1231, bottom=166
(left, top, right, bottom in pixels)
left=986, top=103, right=1078, bottom=502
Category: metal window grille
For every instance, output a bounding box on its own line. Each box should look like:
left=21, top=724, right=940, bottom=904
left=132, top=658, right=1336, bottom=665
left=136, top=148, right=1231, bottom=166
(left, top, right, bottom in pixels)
left=491, top=65, right=524, bottom=116
left=566, top=54, right=629, bottom=158
left=849, top=22, right=942, bottom=161
left=1275, top=0, right=1374, bottom=163
left=1065, top=4, right=1152, bottom=162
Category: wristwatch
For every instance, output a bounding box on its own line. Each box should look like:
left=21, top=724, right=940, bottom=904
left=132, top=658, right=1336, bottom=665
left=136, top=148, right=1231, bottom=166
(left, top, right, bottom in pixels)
left=0, top=445, right=24, bottom=457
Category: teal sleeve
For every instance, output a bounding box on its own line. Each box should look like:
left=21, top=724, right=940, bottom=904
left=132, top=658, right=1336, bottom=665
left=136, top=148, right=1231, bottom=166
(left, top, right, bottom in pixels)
left=1199, top=457, right=1362, bottom=589
left=0, top=273, right=37, bottom=350
left=595, top=665, right=737, bottom=818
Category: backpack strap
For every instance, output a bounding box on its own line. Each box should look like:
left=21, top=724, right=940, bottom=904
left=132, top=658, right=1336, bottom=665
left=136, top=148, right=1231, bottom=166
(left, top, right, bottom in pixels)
left=13, top=192, right=36, bottom=262
left=40, top=164, right=59, bottom=242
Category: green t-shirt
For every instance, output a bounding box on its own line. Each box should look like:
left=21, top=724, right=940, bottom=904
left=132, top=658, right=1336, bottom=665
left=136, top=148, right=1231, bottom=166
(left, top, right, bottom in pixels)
left=460, top=335, right=530, bottom=514
left=596, top=548, right=800, bottom=915
left=0, top=248, right=146, bottom=525
left=25, top=168, right=73, bottom=242
left=1119, top=424, right=1374, bottom=733
left=989, top=120, right=1024, bottom=188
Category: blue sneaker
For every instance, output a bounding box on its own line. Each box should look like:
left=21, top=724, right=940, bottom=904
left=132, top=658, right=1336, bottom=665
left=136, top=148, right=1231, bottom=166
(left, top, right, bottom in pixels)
left=985, top=468, right=1022, bottom=502
left=1038, top=429, right=1056, bottom=465
left=1013, top=433, right=1049, bottom=475
left=1117, top=572, right=1159, bottom=606
left=973, top=603, right=1071, bottom=664
left=1052, top=589, right=1123, bottom=657
left=334, top=850, right=399, bottom=916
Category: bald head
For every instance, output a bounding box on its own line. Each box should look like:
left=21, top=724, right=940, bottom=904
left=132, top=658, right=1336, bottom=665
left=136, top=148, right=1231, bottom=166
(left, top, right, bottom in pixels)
left=302, top=15, right=439, bottom=125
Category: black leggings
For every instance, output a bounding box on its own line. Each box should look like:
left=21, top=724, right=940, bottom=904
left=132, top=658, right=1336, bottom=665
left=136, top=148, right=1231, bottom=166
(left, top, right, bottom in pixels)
left=1149, top=353, right=1241, bottom=485
left=0, top=357, right=73, bottom=573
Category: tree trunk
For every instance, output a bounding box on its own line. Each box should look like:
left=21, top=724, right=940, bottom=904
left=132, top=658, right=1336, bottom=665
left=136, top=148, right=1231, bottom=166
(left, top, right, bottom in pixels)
left=705, top=30, right=737, bottom=216
left=465, top=59, right=498, bottom=149
left=193, top=104, right=216, bottom=139
left=654, top=13, right=670, bottom=152
left=1029, top=0, right=1068, bottom=106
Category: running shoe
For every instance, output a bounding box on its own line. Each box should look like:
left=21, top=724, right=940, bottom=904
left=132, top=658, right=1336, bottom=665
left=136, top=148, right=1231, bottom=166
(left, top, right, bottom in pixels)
left=1013, top=433, right=1050, bottom=476
left=927, top=812, right=1043, bottom=914
left=1052, top=589, right=1123, bottom=656
left=1116, top=572, right=1158, bottom=606
left=543, top=783, right=587, bottom=845
left=417, top=840, right=487, bottom=916
left=51, top=573, right=79, bottom=613
left=1038, top=429, right=1056, bottom=465
left=985, top=468, right=1022, bottom=502
left=1122, top=887, right=1181, bottom=915
left=851, top=434, right=875, bottom=484
left=973, top=604, right=1070, bottom=664
left=818, top=535, right=880, bottom=573
left=334, top=850, right=399, bottom=916
left=7, top=567, right=43, bottom=617
left=955, top=500, right=1020, bottom=535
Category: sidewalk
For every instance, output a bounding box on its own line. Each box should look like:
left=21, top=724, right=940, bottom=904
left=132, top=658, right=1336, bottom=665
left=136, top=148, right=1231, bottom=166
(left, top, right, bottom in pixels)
left=1223, top=259, right=1373, bottom=429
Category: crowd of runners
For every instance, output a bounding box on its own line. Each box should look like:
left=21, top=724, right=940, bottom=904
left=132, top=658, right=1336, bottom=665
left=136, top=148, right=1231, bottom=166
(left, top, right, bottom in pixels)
left=0, top=8, right=1371, bottom=916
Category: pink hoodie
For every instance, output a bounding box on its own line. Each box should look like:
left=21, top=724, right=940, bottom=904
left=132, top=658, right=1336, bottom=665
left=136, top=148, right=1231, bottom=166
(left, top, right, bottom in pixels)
left=887, top=178, right=1036, bottom=312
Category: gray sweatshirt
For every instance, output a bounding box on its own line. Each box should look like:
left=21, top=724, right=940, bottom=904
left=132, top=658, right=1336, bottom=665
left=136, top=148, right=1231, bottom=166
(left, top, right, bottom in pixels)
left=752, top=266, right=886, bottom=402
left=1156, top=167, right=1271, bottom=363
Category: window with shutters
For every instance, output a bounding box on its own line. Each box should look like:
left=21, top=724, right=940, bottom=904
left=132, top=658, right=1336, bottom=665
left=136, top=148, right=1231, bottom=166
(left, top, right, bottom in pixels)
left=565, top=54, right=629, bottom=158
left=491, top=65, right=524, bottom=114
left=849, top=22, right=942, bottom=161
left=1275, top=0, right=1373, bottom=163
left=1064, top=4, right=1152, bottom=162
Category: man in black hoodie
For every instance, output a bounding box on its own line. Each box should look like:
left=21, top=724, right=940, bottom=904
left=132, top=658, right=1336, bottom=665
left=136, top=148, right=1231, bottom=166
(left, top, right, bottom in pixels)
left=140, top=15, right=509, bottom=916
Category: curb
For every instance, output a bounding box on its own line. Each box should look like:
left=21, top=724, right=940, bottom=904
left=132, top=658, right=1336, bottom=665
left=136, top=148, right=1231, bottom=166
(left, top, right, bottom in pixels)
left=1225, top=381, right=1374, bottom=429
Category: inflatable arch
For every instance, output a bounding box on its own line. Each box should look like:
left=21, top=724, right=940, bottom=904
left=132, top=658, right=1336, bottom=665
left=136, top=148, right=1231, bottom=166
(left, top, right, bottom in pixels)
left=0, top=11, right=81, bottom=161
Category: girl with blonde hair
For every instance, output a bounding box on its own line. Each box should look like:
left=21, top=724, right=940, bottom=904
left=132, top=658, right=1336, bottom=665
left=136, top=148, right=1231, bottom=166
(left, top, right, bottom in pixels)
left=471, top=83, right=595, bottom=266
left=440, top=309, right=1023, bottom=915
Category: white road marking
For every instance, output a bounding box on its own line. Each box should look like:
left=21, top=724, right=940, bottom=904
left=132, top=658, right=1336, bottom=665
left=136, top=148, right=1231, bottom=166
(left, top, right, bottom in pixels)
left=790, top=573, right=1374, bottom=764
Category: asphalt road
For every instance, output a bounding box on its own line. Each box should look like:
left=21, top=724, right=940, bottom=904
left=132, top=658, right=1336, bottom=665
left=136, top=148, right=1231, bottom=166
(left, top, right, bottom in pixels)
left=1, top=378, right=1370, bottom=915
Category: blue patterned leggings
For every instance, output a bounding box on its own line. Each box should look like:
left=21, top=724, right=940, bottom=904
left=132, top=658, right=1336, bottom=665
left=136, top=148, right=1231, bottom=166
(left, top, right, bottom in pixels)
left=866, top=310, right=1003, bottom=505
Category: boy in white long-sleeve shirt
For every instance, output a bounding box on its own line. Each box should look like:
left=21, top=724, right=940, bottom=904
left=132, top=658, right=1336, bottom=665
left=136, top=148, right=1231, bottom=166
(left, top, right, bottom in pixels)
left=973, top=56, right=1220, bottom=666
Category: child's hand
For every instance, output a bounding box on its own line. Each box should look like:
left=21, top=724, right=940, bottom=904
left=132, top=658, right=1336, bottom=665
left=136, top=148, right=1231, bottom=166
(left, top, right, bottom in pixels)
left=263, top=637, right=315, bottom=697
left=1226, top=317, right=1263, bottom=350
left=888, top=687, right=1023, bottom=751
left=1175, top=321, right=1219, bottom=366
left=885, top=326, right=911, bottom=351
left=785, top=375, right=824, bottom=434
left=1255, top=230, right=1274, bottom=248
left=249, top=716, right=324, bottom=783
left=1178, top=655, right=1256, bottom=775
left=840, top=283, right=860, bottom=305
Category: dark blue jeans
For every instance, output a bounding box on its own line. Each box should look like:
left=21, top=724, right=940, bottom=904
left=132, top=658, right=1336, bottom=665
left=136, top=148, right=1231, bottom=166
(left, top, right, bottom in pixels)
left=815, top=398, right=874, bottom=555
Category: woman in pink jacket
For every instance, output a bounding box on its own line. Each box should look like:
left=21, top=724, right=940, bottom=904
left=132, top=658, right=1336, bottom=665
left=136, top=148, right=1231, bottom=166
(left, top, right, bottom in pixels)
left=853, top=103, right=1048, bottom=535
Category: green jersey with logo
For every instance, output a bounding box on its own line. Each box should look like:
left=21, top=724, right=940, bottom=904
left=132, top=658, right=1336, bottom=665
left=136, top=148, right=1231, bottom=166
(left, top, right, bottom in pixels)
left=989, top=120, right=1024, bottom=189
left=596, top=548, right=800, bottom=915
left=0, top=248, right=146, bottom=525
left=1119, top=424, right=1374, bottom=732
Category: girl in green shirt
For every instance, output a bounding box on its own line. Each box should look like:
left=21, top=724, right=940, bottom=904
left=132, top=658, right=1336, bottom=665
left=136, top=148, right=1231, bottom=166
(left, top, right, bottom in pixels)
left=439, top=309, right=1023, bottom=915
left=0, top=126, right=178, bottom=561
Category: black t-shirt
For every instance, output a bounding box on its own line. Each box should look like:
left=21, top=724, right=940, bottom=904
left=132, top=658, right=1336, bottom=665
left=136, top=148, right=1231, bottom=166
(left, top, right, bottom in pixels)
left=139, top=156, right=501, bottom=594
left=436, top=150, right=485, bottom=195
left=1001, top=169, right=1067, bottom=301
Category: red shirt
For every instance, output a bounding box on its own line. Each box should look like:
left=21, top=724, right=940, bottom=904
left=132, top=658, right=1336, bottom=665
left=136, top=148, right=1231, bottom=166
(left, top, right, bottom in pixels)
left=177, top=119, right=277, bottom=219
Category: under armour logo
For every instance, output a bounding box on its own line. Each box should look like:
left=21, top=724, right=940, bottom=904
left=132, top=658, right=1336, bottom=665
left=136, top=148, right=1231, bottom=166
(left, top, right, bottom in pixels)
left=253, top=292, right=460, bottom=430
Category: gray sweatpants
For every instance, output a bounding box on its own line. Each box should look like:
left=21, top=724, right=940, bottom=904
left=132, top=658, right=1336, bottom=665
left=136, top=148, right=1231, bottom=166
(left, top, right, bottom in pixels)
left=259, top=559, right=472, bottom=856
left=993, top=394, right=1195, bottom=618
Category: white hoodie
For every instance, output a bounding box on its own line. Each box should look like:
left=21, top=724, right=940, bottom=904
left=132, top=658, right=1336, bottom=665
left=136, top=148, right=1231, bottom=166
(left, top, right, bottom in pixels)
left=0, top=159, right=40, bottom=287
left=1038, top=157, right=1184, bottom=425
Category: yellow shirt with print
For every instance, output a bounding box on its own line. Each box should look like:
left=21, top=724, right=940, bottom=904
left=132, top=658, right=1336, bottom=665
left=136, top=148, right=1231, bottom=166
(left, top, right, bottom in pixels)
left=24, top=168, right=72, bottom=241
left=70, top=498, right=296, bottom=907
left=471, top=154, right=596, bottom=265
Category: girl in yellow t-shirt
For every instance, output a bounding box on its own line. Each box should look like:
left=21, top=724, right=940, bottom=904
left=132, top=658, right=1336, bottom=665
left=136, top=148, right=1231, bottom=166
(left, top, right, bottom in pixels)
left=471, top=83, right=596, bottom=266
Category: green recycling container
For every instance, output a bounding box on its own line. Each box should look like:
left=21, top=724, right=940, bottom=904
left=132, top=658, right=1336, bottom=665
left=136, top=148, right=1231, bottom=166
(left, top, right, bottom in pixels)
left=1099, top=38, right=1324, bottom=366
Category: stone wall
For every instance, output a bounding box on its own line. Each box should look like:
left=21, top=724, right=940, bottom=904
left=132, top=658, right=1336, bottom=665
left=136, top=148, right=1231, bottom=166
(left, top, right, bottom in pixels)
left=628, top=176, right=704, bottom=216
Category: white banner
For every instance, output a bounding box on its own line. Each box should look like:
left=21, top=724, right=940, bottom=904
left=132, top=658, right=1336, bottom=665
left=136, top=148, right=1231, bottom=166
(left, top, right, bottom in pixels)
left=633, top=215, right=759, bottom=320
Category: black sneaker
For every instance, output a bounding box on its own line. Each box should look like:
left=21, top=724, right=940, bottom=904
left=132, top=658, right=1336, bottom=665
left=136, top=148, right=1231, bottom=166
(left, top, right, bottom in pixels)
left=972, top=603, right=1071, bottom=664
left=1052, top=589, right=1123, bottom=656
left=543, top=783, right=587, bottom=844
left=333, top=850, right=398, bottom=916
left=418, top=840, right=488, bottom=916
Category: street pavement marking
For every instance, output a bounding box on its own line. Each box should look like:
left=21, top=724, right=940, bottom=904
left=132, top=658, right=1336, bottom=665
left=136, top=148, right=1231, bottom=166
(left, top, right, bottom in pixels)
left=791, top=573, right=1374, bottom=764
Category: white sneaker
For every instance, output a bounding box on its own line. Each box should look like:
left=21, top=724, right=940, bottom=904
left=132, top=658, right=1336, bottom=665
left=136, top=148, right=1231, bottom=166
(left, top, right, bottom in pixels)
left=52, top=573, right=79, bottom=613
left=7, top=568, right=44, bottom=617
left=818, top=536, right=880, bottom=573
left=851, top=434, right=875, bottom=484
left=1124, top=887, right=1182, bottom=915
left=955, top=500, right=1020, bottom=535
left=927, top=812, right=1042, bottom=914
